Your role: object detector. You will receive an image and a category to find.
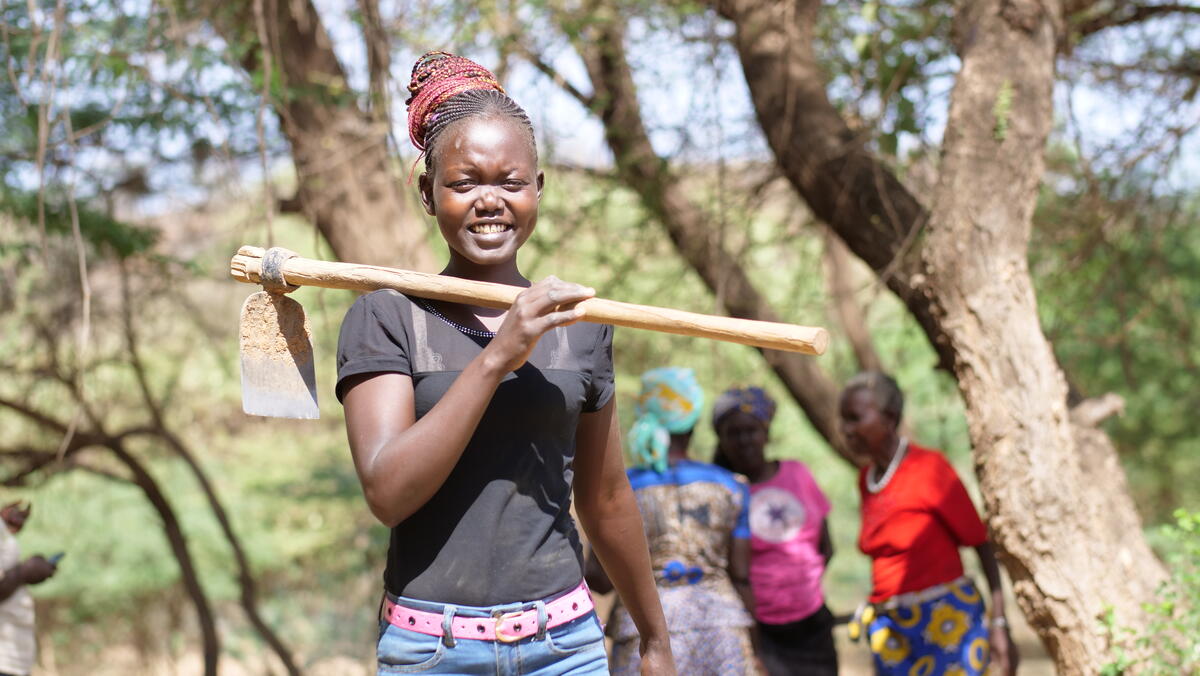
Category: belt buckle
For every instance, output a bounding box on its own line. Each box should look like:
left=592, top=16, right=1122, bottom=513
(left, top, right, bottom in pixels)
left=494, top=610, right=526, bottom=643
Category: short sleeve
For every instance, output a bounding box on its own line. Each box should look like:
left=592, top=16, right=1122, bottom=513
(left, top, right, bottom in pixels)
left=335, top=291, right=412, bottom=402
left=732, top=474, right=751, bottom=539
left=927, top=454, right=988, bottom=547
left=582, top=323, right=615, bottom=413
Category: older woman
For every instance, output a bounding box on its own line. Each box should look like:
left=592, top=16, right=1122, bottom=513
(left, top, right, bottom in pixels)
left=713, top=386, right=837, bottom=676
left=839, top=372, right=1017, bottom=676
left=587, top=368, right=758, bottom=675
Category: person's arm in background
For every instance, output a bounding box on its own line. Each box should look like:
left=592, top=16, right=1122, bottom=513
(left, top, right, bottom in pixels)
left=818, top=519, right=834, bottom=566
left=729, top=534, right=767, bottom=674
left=583, top=547, right=613, bottom=595
left=0, top=557, right=55, bottom=603
left=574, top=399, right=675, bottom=676
left=975, top=542, right=1018, bottom=676
left=729, top=536, right=754, bottom=616
left=928, top=452, right=1018, bottom=676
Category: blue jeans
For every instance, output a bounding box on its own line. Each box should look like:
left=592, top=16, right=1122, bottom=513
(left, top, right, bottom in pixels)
left=377, top=591, right=609, bottom=675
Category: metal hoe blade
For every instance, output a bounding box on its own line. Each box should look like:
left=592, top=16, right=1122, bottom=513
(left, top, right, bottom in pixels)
left=239, top=291, right=319, bottom=419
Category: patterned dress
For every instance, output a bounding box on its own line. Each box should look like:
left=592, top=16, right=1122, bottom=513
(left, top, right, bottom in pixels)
left=858, top=443, right=992, bottom=675
left=607, top=460, right=757, bottom=675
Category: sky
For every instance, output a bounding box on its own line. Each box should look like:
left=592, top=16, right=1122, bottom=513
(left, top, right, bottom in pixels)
left=12, top=0, right=1196, bottom=217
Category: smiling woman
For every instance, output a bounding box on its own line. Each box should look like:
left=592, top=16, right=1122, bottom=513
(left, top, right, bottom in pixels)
left=839, top=371, right=1017, bottom=676
left=334, top=51, right=674, bottom=675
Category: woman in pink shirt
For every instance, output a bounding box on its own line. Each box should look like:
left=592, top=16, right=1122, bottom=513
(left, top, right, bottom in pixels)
left=713, top=387, right=837, bottom=676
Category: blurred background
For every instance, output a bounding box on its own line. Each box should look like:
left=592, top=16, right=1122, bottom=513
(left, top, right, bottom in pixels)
left=1, top=0, right=1197, bottom=673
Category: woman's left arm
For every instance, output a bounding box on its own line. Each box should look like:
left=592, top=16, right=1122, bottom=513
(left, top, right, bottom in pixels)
left=974, top=542, right=1018, bottom=676
left=574, top=398, right=675, bottom=676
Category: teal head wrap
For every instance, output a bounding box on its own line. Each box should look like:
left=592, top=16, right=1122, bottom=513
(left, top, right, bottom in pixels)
left=629, top=367, right=705, bottom=473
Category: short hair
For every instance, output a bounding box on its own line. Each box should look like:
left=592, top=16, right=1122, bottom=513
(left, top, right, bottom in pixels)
left=841, top=371, right=904, bottom=423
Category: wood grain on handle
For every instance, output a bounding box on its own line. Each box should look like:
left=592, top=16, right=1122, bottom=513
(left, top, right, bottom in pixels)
left=231, top=245, right=828, bottom=355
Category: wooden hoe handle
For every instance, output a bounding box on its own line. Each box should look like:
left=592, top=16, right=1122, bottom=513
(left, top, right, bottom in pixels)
left=231, top=246, right=828, bottom=356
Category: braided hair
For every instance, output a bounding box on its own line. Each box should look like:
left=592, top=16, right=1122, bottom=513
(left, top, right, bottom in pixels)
left=405, top=51, right=537, bottom=173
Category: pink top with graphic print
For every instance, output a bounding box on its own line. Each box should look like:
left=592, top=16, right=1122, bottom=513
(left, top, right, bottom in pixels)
left=748, top=460, right=831, bottom=624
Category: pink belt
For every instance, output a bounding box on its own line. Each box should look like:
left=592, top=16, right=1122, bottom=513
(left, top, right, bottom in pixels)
left=383, top=581, right=595, bottom=643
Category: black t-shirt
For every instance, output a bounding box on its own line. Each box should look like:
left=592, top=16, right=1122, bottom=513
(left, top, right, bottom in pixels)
left=335, top=289, right=615, bottom=606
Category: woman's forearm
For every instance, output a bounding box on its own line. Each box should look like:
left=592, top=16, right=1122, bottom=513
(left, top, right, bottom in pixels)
left=974, top=542, right=1006, bottom=617
left=345, top=353, right=507, bottom=526
left=578, top=492, right=669, bottom=645
left=573, top=402, right=670, bottom=649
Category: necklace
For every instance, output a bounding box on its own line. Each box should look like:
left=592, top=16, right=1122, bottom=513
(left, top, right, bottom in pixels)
left=413, top=298, right=496, bottom=338
left=866, top=437, right=908, bottom=494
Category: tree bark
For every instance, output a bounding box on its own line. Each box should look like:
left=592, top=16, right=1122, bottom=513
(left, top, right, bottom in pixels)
left=822, top=227, right=882, bottom=372
left=714, top=0, right=954, bottom=372
left=554, top=8, right=861, bottom=466
left=716, top=0, right=1167, bottom=669
left=924, top=1, right=1163, bottom=669
left=200, top=0, right=434, bottom=270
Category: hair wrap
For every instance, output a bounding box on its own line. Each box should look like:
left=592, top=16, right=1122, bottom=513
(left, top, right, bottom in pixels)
left=711, top=386, right=777, bottom=429
left=629, top=368, right=705, bottom=473
left=405, top=51, right=506, bottom=152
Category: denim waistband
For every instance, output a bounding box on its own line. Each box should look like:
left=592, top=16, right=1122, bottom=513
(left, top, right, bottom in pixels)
left=383, top=581, right=586, bottom=619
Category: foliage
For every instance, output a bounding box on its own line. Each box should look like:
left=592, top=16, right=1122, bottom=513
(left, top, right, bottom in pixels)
left=1102, top=509, right=1200, bottom=675
left=1, top=0, right=1197, bottom=670
left=1031, top=148, right=1200, bottom=521
left=817, top=0, right=955, bottom=158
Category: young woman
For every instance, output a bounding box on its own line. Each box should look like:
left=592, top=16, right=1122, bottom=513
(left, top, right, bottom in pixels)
left=336, top=51, right=673, bottom=675
left=838, top=371, right=1017, bottom=676
left=585, top=367, right=758, bottom=675
left=713, top=386, right=838, bottom=676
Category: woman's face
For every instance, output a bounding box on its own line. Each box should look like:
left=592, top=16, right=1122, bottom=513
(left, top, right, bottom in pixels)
left=716, top=410, right=769, bottom=476
left=419, top=116, right=543, bottom=269
left=839, top=387, right=897, bottom=463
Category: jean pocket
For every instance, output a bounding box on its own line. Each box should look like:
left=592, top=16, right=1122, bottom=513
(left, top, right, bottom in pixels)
left=377, top=622, right=446, bottom=673
left=545, top=612, right=606, bottom=656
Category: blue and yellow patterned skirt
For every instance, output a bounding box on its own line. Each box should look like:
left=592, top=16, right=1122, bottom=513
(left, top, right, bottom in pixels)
left=867, top=577, right=990, bottom=676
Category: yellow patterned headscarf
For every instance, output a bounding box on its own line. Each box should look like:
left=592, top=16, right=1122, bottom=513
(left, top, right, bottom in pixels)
left=629, top=368, right=704, bottom=472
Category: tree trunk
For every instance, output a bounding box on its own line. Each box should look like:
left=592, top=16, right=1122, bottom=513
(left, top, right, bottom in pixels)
left=200, top=0, right=434, bottom=270
left=556, top=8, right=861, bottom=466
left=924, top=1, right=1163, bottom=669
left=716, top=0, right=1167, bottom=669
left=714, top=0, right=954, bottom=372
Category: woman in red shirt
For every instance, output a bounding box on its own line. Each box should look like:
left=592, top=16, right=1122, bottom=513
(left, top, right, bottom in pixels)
left=839, top=372, right=1016, bottom=676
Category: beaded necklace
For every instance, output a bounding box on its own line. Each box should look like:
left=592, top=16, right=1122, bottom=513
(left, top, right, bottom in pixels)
left=866, top=437, right=908, bottom=494
left=413, top=297, right=496, bottom=338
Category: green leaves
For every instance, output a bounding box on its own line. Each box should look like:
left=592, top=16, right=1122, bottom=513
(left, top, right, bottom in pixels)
left=0, top=188, right=157, bottom=259
left=1103, top=509, right=1200, bottom=674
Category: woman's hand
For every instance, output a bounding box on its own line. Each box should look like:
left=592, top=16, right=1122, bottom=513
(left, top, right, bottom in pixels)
left=638, top=636, right=676, bottom=676
left=484, top=275, right=594, bottom=372
left=989, top=622, right=1018, bottom=675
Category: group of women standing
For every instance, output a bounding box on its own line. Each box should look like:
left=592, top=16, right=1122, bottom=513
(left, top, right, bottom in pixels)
left=588, top=370, right=838, bottom=676
left=596, top=369, right=1017, bottom=676
left=335, top=49, right=1017, bottom=675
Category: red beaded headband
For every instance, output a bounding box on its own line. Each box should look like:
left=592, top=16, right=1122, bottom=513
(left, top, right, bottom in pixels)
left=405, top=51, right=506, bottom=152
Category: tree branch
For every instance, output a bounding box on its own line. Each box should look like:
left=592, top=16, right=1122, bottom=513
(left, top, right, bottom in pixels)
left=713, top=0, right=956, bottom=373
left=1074, top=3, right=1200, bottom=37
left=519, top=46, right=595, bottom=109
left=554, top=5, right=861, bottom=465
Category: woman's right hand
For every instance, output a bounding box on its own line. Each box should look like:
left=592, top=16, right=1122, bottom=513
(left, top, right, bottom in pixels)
left=484, top=275, right=594, bottom=372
